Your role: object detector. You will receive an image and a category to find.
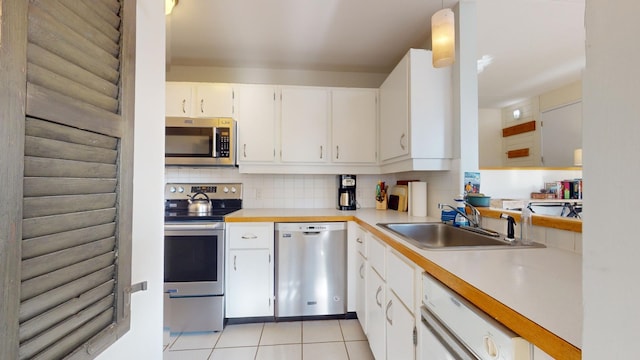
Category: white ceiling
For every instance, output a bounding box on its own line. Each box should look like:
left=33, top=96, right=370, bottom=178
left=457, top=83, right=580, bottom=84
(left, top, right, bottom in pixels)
left=167, top=0, right=585, bottom=108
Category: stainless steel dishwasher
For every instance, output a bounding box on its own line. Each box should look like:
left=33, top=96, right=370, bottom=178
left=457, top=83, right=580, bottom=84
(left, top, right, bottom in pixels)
left=275, top=222, right=347, bottom=318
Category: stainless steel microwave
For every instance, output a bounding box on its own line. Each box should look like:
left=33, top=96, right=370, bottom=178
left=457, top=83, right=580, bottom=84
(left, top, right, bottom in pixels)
left=165, top=117, right=237, bottom=166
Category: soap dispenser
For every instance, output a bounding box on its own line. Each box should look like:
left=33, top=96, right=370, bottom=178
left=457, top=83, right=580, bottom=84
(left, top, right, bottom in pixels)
left=520, top=201, right=533, bottom=245
left=453, top=195, right=469, bottom=227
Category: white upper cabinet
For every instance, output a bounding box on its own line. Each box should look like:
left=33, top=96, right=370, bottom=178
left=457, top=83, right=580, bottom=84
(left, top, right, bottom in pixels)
left=235, top=85, right=277, bottom=163
left=379, top=55, right=410, bottom=161
left=331, top=88, right=378, bottom=164
left=280, top=87, right=330, bottom=163
left=165, top=82, right=234, bottom=118
left=165, top=82, right=193, bottom=117
left=194, top=84, right=234, bottom=118
left=379, top=48, right=452, bottom=172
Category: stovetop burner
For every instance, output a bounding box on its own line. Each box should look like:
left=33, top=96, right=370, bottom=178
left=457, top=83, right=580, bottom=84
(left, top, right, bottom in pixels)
left=164, top=183, right=242, bottom=222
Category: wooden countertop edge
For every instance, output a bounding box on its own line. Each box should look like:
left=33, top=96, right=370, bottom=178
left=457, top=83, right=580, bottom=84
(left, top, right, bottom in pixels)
left=225, top=214, right=582, bottom=360
left=478, top=207, right=583, bottom=233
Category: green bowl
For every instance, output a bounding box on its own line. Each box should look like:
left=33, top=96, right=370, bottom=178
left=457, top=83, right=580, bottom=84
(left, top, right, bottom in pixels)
left=465, top=195, right=491, bottom=207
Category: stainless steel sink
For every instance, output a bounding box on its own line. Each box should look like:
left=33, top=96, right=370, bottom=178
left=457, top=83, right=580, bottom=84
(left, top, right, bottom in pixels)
left=377, top=222, right=545, bottom=250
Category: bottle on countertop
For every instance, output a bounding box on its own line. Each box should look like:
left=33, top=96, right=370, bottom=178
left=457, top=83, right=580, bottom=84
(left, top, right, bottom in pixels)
left=453, top=195, right=469, bottom=227
left=520, top=201, right=532, bottom=244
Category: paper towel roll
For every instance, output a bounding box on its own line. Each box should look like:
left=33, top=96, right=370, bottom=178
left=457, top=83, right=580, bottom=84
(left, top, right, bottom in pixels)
left=408, top=181, right=427, bottom=217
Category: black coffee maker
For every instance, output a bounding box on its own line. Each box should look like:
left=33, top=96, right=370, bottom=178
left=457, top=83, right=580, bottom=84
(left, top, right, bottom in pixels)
left=337, top=175, right=357, bottom=210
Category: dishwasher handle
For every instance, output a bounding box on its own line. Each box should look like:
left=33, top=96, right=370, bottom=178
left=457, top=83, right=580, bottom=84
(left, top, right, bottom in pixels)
left=420, top=306, right=478, bottom=359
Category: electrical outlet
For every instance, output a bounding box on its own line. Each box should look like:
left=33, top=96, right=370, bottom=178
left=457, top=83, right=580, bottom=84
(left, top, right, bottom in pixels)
left=256, top=189, right=262, bottom=200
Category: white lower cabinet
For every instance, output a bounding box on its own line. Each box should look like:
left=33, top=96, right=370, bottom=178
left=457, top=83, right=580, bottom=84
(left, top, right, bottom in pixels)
left=355, top=230, right=418, bottom=360
left=225, top=222, right=274, bottom=318
left=356, top=252, right=367, bottom=334
left=386, top=290, right=416, bottom=360
left=226, top=249, right=271, bottom=317
left=366, top=266, right=386, bottom=360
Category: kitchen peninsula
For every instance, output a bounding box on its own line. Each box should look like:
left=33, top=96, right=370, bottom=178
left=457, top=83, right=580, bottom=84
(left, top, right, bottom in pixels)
left=225, top=208, right=582, bottom=360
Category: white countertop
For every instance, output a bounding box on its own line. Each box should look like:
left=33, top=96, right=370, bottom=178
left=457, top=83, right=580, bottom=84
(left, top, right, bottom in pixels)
left=226, top=207, right=582, bottom=349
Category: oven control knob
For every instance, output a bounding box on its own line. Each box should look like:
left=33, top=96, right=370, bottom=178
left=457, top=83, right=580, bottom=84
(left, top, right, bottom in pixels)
left=223, top=187, right=229, bottom=193
left=230, top=187, right=237, bottom=193
left=177, top=186, right=184, bottom=193
left=169, top=186, right=176, bottom=193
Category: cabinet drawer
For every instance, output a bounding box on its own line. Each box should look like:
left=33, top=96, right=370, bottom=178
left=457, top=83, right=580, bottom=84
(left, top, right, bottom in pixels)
left=228, top=223, right=274, bottom=249
left=387, top=249, right=415, bottom=311
left=355, top=225, right=367, bottom=258
left=368, top=234, right=386, bottom=279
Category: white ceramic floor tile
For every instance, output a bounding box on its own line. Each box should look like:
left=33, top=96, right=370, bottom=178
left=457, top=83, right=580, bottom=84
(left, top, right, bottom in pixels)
left=303, top=342, right=349, bottom=360
left=345, top=341, right=375, bottom=360
left=339, top=319, right=366, bottom=341
left=209, top=346, right=257, bottom=360
left=260, top=321, right=302, bottom=345
left=255, top=344, right=302, bottom=360
left=302, top=320, right=343, bottom=343
left=215, top=323, right=264, bottom=348
left=169, top=331, right=221, bottom=351
left=162, top=349, right=212, bottom=360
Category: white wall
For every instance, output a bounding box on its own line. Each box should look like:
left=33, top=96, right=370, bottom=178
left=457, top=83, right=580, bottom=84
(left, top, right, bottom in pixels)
left=166, top=64, right=387, bottom=88
left=97, top=2, right=165, bottom=359
left=478, top=108, right=502, bottom=167
left=582, top=1, right=640, bottom=358
left=479, top=169, right=582, bottom=199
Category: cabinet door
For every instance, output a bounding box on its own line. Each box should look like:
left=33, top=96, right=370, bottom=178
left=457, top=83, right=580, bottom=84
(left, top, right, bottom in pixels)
left=331, top=89, right=377, bottom=163
left=236, top=85, right=277, bottom=163
left=379, top=54, right=409, bottom=161
left=356, top=252, right=367, bottom=334
left=387, top=250, right=415, bottom=311
left=166, top=83, right=193, bottom=117
left=280, top=87, right=329, bottom=163
left=366, top=266, right=386, bottom=360
left=226, top=249, right=272, bottom=317
left=195, top=84, right=234, bottom=118
left=386, top=291, right=415, bottom=360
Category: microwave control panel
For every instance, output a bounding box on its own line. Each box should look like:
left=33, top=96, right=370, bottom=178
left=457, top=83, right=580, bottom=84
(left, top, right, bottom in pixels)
left=216, top=128, right=230, bottom=158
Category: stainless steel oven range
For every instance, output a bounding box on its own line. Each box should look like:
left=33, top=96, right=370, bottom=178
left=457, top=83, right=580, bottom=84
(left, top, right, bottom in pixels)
left=164, top=183, right=242, bottom=333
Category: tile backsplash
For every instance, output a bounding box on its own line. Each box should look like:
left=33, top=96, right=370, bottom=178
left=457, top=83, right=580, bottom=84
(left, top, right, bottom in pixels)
left=164, top=167, right=396, bottom=209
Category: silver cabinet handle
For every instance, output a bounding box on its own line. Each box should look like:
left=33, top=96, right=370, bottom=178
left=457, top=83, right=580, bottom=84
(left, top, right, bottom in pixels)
left=243, top=144, right=247, bottom=158
left=320, top=145, right=323, bottom=159
left=181, top=99, right=186, bottom=113
left=375, top=285, right=383, bottom=307
left=336, top=145, right=339, bottom=159
left=356, top=237, right=363, bottom=244
left=386, top=299, right=393, bottom=325
left=200, top=99, right=204, bottom=113
left=233, top=255, right=237, bottom=271
left=359, top=263, right=365, bottom=279
left=241, top=234, right=258, bottom=239
left=400, top=133, right=406, bottom=150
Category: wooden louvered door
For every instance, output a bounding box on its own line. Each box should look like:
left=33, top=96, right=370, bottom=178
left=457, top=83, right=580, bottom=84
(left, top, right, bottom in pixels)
left=0, top=0, right=136, bottom=359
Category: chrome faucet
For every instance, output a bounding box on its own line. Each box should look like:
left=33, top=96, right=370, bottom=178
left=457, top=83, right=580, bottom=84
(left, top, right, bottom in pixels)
left=438, top=203, right=480, bottom=227
left=464, top=201, right=483, bottom=228
left=438, top=202, right=501, bottom=237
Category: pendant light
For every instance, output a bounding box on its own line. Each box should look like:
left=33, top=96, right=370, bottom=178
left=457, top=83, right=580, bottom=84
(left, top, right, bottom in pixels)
left=431, top=2, right=455, bottom=68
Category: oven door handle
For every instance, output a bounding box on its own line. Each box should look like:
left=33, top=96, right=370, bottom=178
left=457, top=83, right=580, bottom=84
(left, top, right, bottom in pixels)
left=164, top=223, right=225, bottom=231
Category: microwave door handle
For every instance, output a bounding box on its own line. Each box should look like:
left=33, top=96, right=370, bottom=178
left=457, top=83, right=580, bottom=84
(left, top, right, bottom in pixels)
left=212, top=127, right=218, bottom=157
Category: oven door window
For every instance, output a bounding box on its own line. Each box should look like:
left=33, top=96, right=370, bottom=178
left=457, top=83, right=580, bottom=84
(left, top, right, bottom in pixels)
left=165, top=127, right=213, bottom=157
left=164, top=235, right=219, bottom=282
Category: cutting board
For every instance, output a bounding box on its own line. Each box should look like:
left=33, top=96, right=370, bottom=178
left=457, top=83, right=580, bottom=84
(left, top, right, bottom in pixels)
left=390, top=185, right=408, bottom=212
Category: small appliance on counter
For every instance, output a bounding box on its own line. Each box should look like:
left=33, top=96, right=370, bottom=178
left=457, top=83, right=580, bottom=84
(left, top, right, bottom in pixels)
left=337, top=174, right=357, bottom=210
